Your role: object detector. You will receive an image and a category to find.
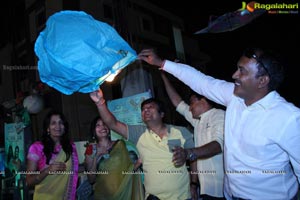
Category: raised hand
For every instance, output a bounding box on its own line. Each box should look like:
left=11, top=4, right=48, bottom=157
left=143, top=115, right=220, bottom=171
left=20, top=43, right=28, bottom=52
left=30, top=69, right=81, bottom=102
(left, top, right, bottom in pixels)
left=137, top=49, right=164, bottom=67
left=89, top=88, right=104, bottom=103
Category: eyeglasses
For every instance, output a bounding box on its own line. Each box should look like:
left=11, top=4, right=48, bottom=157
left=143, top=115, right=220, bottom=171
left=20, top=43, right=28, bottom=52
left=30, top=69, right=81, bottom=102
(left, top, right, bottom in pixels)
left=244, top=49, right=269, bottom=76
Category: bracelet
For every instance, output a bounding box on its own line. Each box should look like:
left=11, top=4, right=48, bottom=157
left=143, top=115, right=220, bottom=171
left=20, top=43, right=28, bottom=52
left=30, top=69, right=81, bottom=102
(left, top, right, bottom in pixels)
left=95, top=98, right=106, bottom=106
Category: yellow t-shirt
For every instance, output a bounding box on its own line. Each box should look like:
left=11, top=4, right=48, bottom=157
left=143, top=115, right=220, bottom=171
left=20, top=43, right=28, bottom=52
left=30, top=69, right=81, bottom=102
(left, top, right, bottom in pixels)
left=128, top=124, right=194, bottom=200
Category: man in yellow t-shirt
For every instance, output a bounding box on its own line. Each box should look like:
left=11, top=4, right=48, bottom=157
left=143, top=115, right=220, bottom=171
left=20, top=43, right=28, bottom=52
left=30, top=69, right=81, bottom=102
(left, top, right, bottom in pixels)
left=90, top=89, right=195, bottom=200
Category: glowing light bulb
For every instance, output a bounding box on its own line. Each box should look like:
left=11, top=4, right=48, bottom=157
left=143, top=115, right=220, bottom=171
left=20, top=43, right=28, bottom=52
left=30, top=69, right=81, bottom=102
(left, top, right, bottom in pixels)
left=105, top=70, right=121, bottom=82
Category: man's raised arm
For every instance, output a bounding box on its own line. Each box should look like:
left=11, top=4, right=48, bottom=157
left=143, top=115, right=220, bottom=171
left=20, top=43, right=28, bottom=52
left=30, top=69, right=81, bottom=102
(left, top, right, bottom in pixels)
left=161, top=72, right=182, bottom=107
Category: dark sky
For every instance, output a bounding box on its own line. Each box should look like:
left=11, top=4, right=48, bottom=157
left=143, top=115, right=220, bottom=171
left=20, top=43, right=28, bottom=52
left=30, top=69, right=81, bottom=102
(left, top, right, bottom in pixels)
left=148, top=1, right=251, bottom=33
left=147, top=0, right=300, bottom=106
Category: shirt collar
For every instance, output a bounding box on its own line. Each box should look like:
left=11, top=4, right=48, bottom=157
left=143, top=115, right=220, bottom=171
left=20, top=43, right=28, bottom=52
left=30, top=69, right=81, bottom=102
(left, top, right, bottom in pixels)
left=247, top=91, right=278, bottom=110
left=199, top=108, right=215, bottom=119
left=147, top=124, right=171, bottom=136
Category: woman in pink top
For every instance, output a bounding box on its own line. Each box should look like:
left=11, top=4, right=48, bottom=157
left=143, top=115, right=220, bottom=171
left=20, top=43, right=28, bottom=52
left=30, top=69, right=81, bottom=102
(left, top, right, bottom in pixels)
left=26, top=110, right=78, bottom=200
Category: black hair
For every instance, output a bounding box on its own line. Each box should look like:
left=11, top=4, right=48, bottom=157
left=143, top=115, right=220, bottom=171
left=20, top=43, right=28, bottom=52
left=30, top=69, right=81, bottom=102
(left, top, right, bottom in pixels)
left=89, top=116, right=111, bottom=143
left=41, top=110, right=72, bottom=164
left=141, top=98, right=166, bottom=114
left=243, top=47, right=285, bottom=91
left=189, top=91, right=217, bottom=107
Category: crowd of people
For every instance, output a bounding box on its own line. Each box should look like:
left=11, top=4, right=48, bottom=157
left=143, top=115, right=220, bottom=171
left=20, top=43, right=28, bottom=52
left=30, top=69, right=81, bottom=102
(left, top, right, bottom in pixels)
left=138, top=47, right=300, bottom=200
left=24, top=47, right=300, bottom=200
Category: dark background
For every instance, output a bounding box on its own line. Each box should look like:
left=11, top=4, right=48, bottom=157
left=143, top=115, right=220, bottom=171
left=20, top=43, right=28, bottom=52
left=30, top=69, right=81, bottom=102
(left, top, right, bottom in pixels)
left=148, top=0, right=300, bottom=106
left=0, top=0, right=298, bottom=106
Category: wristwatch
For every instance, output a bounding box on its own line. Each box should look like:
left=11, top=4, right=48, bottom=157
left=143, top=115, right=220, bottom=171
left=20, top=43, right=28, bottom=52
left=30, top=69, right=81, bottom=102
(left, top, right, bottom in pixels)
left=187, top=149, right=197, bottom=161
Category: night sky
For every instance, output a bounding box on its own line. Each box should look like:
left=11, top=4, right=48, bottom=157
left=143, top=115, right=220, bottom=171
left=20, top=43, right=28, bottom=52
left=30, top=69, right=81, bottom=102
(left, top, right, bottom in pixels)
left=147, top=0, right=300, bottom=106
left=1, top=1, right=299, bottom=106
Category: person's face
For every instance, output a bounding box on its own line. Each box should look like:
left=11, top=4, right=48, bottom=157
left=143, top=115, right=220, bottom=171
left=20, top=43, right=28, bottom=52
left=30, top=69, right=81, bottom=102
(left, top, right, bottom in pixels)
left=8, top=146, right=13, bottom=155
left=48, top=114, right=65, bottom=138
left=189, top=95, right=204, bottom=118
left=95, top=119, right=110, bottom=139
left=232, top=56, right=264, bottom=105
left=141, top=102, right=163, bottom=123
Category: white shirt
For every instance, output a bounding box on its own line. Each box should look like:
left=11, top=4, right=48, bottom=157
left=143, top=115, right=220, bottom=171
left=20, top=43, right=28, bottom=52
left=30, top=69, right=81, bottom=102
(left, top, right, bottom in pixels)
left=163, top=60, right=300, bottom=200
left=177, top=102, right=225, bottom=197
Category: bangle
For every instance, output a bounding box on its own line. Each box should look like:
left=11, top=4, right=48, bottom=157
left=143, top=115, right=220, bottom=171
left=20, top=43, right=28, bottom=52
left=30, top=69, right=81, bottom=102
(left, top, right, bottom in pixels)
left=95, top=98, right=105, bottom=106
left=190, top=182, right=199, bottom=187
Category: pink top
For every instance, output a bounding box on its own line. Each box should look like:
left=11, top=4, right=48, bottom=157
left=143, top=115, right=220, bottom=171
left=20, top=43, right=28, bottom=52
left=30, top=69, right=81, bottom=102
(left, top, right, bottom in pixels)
left=27, top=141, right=79, bottom=200
left=27, top=141, right=69, bottom=170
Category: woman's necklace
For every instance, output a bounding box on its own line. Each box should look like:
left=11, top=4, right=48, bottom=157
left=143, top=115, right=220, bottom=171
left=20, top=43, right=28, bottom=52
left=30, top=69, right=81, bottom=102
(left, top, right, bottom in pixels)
left=97, top=140, right=112, bottom=159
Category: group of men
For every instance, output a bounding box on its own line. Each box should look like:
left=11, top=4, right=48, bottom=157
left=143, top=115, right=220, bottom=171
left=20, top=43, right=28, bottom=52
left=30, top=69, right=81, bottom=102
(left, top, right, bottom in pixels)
left=90, top=47, right=300, bottom=200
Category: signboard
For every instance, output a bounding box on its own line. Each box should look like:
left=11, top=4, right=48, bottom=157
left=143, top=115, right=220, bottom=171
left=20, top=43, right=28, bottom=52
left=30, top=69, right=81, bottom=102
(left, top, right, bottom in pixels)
left=4, top=123, right=25, bottom=174
left=107, top=91, right=152, bottom=153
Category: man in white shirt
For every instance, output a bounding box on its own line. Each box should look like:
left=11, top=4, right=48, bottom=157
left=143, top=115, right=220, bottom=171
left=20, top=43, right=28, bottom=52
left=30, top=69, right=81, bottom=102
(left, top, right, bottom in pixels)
left=161, top=73, right=225, bottom=200
left=138, top=48, right=300, bottom=200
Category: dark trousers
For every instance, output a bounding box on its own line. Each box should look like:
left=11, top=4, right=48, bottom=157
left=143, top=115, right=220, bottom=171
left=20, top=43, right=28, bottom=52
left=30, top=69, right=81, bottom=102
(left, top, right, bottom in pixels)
left=147, top=194, right=193, bottom=200
left=146, top=194, right=160, bottom=200
left=200, top=194, right=226, bottom=200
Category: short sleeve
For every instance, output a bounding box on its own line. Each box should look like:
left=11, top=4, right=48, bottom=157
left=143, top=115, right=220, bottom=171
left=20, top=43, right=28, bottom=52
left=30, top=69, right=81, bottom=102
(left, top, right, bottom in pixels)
left=127, top=125, right=147, bottom=145
left=27, top=142, right=43, bottom=162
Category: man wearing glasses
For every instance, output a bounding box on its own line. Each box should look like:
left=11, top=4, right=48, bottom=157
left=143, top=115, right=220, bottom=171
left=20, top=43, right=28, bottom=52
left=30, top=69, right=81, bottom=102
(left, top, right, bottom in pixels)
left=138, top=48, right=300, bottom=200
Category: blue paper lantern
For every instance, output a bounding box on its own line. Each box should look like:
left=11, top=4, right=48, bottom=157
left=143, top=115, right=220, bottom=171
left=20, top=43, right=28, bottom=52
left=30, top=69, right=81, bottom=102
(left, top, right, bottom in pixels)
left=35, top=10, right=137, bottom=95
